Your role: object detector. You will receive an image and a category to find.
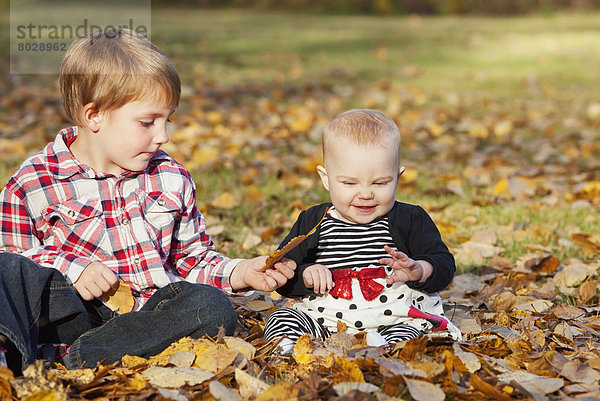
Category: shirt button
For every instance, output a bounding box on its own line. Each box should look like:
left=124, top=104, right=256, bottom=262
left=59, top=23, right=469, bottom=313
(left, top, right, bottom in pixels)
left=157, top=199, right=165, bottom=206
left=133, top=257, right=140, bottom=265
left=121, top=217, right=130, bottom=225
left=67, top=210, right=76, bottom=218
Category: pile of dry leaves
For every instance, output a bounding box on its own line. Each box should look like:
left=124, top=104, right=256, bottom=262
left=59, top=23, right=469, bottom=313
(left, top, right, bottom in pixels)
left=1, top=249, right=599, bottom=401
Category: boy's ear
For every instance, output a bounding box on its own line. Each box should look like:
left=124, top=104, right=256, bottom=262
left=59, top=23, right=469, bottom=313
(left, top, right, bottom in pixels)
left=398, top=165, right=406, bottom=178
left=81, top=103, right=103, bottom=132
left=316, top=165, right=330, bottom=191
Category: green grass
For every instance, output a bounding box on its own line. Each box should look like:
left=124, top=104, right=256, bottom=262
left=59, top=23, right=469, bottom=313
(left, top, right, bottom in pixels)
left=150, top=9, right=600, bottom=100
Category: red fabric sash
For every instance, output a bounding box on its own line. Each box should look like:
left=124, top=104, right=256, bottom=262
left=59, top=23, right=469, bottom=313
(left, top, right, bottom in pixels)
left=330, top=267, right=387, bottom=301
left=407, top=305, right=448, bottom=332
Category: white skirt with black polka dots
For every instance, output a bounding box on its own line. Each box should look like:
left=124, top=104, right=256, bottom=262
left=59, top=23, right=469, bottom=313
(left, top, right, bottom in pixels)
left=293, top=268, right=461, bottom=339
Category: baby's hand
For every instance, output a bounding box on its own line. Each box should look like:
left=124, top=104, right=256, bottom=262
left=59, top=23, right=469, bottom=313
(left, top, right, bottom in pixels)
left=74, top=261, right=119, bottom=300
left=303, top=264, right=333, bottom=294
left=379, top=245, right=431, bottom=285
left=231, top=256, right=296, bottom=292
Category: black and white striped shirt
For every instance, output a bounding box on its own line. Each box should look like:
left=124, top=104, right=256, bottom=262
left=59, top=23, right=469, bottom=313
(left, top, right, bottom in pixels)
left=314, top=213, right=396, bottom=270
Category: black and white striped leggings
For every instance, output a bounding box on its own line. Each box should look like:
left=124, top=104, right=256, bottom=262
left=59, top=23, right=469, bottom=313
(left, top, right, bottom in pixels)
left=264, top=307, right=422, bottom=343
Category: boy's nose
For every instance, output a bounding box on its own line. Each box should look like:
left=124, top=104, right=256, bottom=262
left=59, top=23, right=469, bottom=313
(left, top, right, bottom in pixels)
left=154, top=126, right=169, bottom=145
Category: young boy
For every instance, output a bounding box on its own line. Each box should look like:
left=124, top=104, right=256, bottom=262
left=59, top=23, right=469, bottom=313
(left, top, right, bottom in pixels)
left=264, top=109, right=461, bottom=353
left=0, top=28, right=295, bottom=374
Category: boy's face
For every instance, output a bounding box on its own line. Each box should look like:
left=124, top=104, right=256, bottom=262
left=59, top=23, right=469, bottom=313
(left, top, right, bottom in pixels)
left=317, top=136, right=400, bottom=224
left=84, top=97, right=174, bottom=175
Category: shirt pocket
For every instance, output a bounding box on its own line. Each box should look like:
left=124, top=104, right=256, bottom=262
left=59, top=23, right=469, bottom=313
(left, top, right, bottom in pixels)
left=41, top=199, right=111, bottom=258
left=142, top=191, right=183, bottom=244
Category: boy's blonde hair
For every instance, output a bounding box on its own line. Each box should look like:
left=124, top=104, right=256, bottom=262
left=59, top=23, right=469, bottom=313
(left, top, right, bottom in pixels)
left=59, top=28, right=180, bottom=126
left=322, top=109, right=400, bottom=157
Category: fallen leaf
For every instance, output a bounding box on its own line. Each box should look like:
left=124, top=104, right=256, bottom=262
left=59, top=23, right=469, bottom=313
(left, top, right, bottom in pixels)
left=210, top=192, right=239, bottom=209
left=570, top=233, right=600, bottom=257
left=403, top=376, right=445, bottom=401
left=142, top=366, right=213, bottom=388
left=261, top=208, right=327, bottom=271
left=560, top=361, right=600, bottom=384
left=101, top=281, right=135, bottom=313
left=333, top=382, right=379, bottom=396
left=578, top=279, right=598, bottom=304
left=256, top=382, right=299, bottom=401
left=168, top=350, right=196, bottom=368
left=209, top=381, right=242, bottom=401
left=469, top=374, right=514, bottom=401
left=234, top=368, right=270, bottom=400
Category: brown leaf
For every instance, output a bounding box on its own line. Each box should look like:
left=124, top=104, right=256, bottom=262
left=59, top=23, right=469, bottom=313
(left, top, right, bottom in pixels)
left=524, top=254, right=560, bottom=275
left=261, top=208, right=327, bottom=271
left=579, top=278, right=598, bottom=304
left=550, top=304, right=586, bottom=320
left=403, top=377, right=445, bottom=401
left=570, top=233, right=600, bottom=257
left=469, top=374, right=514, bottom=401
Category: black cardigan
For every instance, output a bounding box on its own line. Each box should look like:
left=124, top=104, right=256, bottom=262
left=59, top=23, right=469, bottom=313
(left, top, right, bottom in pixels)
left=276, top=202, right=455, bottom=298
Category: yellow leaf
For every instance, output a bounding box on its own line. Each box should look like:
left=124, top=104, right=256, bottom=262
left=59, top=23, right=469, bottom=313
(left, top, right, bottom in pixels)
left=425, top=121, right=444, bottom=137
left=21, top=391, right=58, bottom=401
left=493, top=120, right=513, bottom=137
left=436, top=221, right=456, bottom=235
left=148, top=337, right=212, bottom=366
left=243, top=186, right=266, bottom=203
left=194, top=346, right=238, bottom=373
left=293, top=334, right=316, bottom=365
left=576, top=181, right=600, bottom=200
left=333, top=356, right=364, bottom=384
left=468, top=123, right=489, bottom=139
left=210, top=192, right=239, bottom=209
left=0, top=377, right=12, bottom=401
left=127, top=373, right=147, bottom=391
left=400, top=168, right=418, bottom=184
left=206, top=111, right=224, bottom=125
left=190, top=146, right=219, bottom=168
left=493, top=178, right=509, bottom=196
left=256, top=382, right=299, bottom=401
left=101, top=281, right=135, bottom=313
left=121, top=355, right=148, bottom=368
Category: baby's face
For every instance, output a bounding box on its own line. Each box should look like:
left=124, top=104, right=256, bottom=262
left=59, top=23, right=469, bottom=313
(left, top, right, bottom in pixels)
left=318, top=137, right=400, bottom=224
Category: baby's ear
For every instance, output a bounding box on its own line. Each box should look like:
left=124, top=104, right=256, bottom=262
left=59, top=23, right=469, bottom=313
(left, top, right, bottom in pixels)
left=81, top=103, right=103, bottom=132
left=316, top=165, right=330, bottom=191
left=398, top=166, right=406, bottom=178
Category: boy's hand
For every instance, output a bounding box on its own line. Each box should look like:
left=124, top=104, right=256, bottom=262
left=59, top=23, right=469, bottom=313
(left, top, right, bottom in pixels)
left=231, top=256, right=296, bottom=292
left=379, top=245, right=433, bottom=285
left=302, top=264, right=333, bottom=294
left=74, top=261, right=119, bottom=300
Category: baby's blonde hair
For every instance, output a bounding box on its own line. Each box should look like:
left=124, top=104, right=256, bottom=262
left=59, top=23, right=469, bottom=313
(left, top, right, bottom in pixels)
left=322, top=109, right=400, bottom=158
left=59, top=28, right=180, bottom=126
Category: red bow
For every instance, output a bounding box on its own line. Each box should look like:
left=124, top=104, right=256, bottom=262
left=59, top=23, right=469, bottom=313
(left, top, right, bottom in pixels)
left=330, top=267, right=387, bottom=301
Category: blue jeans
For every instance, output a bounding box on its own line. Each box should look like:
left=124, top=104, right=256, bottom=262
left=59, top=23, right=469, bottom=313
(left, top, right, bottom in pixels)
left=0, top=252, right=237, bottom=373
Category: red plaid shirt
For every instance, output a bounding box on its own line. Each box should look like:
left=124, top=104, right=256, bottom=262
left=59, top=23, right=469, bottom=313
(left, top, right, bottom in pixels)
left=0, top=127, right=240, bottom=308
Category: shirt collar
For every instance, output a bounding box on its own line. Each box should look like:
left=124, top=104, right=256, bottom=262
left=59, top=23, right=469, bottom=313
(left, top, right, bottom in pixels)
left=46, top=127, right=172, bottom=180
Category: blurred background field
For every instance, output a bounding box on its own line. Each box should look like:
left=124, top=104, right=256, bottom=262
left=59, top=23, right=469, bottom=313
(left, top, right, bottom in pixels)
left=1, top=3, right=599, bottom=272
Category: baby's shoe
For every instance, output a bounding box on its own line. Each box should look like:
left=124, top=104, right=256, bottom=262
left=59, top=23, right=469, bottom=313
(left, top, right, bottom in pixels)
left=366, top=331, right=388, bottom=347
left=275, top=338, right=295, bottom=356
